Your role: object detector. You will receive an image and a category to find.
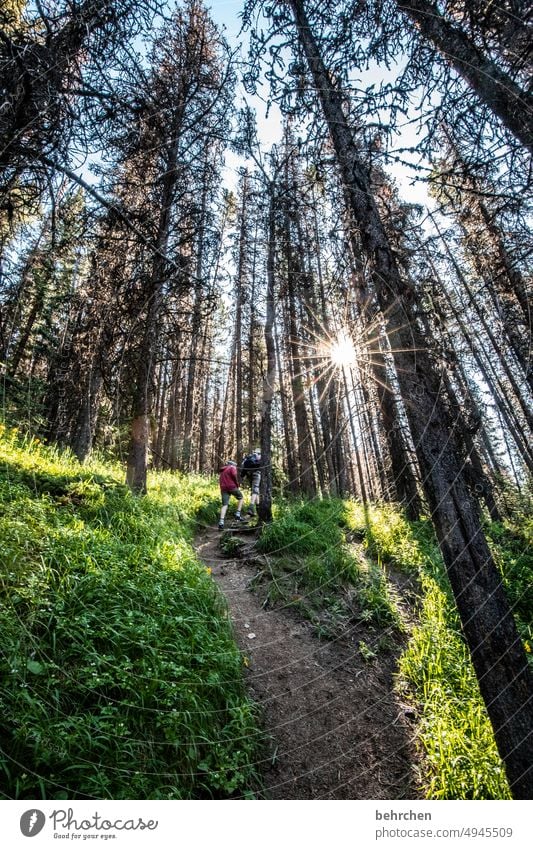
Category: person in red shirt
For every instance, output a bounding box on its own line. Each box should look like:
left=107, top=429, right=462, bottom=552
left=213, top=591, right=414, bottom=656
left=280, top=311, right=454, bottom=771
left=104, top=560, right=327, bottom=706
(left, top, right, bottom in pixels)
left=218, top=460, right=244, bottom=530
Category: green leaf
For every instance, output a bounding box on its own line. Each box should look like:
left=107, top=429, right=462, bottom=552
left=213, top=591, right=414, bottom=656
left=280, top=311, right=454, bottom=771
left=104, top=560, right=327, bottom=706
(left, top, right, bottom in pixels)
left=26, top=660, right=44, bottom=674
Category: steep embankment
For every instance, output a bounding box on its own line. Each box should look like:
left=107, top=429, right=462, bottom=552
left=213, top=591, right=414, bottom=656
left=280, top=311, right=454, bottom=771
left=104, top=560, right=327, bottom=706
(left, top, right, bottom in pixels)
left=0, top=426, right=259, bottom=799
left=2, top=426, right=525, bottom=799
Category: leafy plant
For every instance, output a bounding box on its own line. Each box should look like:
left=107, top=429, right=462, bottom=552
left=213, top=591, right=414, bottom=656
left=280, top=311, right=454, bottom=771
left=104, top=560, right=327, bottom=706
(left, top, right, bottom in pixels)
left=0, top=426, right=261, bottom=799
left=220, top=533, right=246, bottom=558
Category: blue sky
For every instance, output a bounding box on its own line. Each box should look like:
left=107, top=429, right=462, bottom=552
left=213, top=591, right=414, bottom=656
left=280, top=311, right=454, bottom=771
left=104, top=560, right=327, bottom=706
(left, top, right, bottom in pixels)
left=207, top=0, right=246, bottom=41
left=206, top=0, right=430, bottom=206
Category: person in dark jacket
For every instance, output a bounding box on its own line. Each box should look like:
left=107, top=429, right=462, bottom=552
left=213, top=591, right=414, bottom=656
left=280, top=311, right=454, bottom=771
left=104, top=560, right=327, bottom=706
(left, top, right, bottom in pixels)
left=218, top=460, right=244, bottom=530
left=240, top=450, right=261, bottom=517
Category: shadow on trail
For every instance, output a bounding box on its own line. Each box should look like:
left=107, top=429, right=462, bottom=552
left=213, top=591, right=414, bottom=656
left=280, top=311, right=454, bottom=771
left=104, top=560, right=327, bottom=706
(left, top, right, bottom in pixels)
left=195, top=527, right=422, bottom=800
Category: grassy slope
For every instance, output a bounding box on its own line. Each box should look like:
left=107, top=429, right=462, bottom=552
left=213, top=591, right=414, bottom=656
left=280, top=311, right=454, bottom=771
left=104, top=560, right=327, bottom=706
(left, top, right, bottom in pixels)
left=0, top=426, right=259, bottom=799
left=255, top=498, right=402, bottom=644
left=348, top=503, right=532, bottom=799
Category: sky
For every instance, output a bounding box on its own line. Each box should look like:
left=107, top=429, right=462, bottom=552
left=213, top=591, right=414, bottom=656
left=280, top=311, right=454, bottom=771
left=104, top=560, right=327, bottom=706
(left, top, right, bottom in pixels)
left=207, top=0, right=284, bottom=190
left=206, top=0, right=431, bottom=206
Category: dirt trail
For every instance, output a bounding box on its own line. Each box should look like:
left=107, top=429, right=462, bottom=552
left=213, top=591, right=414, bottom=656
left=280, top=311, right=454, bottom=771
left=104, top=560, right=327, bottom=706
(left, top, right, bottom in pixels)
left=195, top=527, right=421, bottom=800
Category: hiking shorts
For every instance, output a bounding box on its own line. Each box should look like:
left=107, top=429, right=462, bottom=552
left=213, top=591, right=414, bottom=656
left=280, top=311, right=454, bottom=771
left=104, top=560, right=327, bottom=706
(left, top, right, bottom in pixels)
left=221, top=488, right=242, bottom=506
left=251, top=471, right=261, bottom=495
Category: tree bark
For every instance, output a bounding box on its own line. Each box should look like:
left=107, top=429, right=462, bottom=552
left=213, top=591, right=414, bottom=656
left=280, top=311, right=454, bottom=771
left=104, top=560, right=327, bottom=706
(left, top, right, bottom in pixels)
left=71, top=369, right=102, bottom=462
left=283, top=226, right=316, bottom=496
left=275, top=324, right=299, bottom=494
left=125, top=106, right=183, bottom=493
left=395, top=0, right=533, bottom=152
left=258, top=189, right=277, bottom=524
left=234, top=173, right=249, bottom=465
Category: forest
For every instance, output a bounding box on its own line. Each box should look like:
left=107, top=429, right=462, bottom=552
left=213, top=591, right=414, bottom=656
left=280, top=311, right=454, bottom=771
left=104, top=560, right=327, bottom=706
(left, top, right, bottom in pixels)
left=0, top=0, right=531, bottom=801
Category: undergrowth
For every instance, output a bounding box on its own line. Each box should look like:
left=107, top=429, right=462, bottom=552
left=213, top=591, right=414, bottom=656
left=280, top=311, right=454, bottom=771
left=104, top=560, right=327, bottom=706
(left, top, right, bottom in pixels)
left=255, top=498, right=529, bottom=798
left=254, top=498, right=402, bottom=645
left=2, top=421, right=528, bottom=801
left=0, top=425, right=259, bottom=799
left=344, top=502, right=529, bottom=799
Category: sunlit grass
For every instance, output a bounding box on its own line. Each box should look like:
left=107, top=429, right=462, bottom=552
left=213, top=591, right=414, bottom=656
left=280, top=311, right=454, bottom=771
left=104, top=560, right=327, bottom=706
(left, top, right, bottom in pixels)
left=256, top=498, right=402, bottom=638
left=268, top=497, right=519, bottom=797
left=349, top=500, right=517, bottom=799
left=399, top=577, right=511, bottom=799
left=1, top=423, right=526, bottom=799
left=0, top=424, right=260, bottom=799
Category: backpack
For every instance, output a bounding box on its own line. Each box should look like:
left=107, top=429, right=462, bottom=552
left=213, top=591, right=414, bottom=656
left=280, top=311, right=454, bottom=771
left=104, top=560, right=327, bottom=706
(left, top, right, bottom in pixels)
left=241, top=452, right=261, bottom=478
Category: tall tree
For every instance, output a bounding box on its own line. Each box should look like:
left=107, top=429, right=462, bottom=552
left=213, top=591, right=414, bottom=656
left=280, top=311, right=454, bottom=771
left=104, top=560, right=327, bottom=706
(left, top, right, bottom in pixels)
left=393, top=0, right=532, bottom=151
left=0, top=0, right=161, bottom=221
left=123, top=1, right=233, bottom=492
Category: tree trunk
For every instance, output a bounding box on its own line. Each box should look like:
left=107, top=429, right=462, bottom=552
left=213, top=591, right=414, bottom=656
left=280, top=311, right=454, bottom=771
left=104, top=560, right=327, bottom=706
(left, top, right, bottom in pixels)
left=327, top=375, right=347, bottom=495
left=248, top=218, right=260, bottom=450
left=284, top=237, right=316, bottom=496
left=181, top=164, right=211, bottom=472
left=436, top=222, right=533, bottom=433
left=350, top=367, right=377, bottom=499
left=344, top=199, right=422, bottom=515
left=441, top=279, right=533, bottom=473
left=395, top=0, right=533, bottom=152
left=125, top=107, right=184, bottom=492
left=343, top=366, right=368, bottom=501
left=258, top=190, right=277, bottom=524
left=71, top=369, right=102, bottom=462
left=234, top=174, right=249, bottom=465
left=8, top=282, right=44, bottom=378
left=275, top=325, right=299, bottom=494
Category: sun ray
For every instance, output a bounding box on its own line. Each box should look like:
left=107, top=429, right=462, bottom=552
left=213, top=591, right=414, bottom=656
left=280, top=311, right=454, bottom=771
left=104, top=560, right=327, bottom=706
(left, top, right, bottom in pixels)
left=329, top=331, right=357, bottom=367
left=315, top=364, right=338, bottom=406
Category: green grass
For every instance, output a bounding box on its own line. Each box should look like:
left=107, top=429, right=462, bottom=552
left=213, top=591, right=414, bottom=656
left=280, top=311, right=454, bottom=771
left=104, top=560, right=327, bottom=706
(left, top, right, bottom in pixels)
left=344, top=502, right=522, bottom=799
left=486, top=519, right=532, bottom=647
left=399, top=577, right=511, bottom=799
left=0, top=425, right=260, bottom=799
left=2, top=423, right=527, bottom=800
left=272, top=499, right=529, bottom=797
left=254, top=498, right=402, bottom=641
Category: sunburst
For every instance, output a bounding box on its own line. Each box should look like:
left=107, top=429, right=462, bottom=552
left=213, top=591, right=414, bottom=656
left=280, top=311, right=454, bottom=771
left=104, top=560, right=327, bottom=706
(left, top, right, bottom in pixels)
left=328, top=331, right=357, bottom=368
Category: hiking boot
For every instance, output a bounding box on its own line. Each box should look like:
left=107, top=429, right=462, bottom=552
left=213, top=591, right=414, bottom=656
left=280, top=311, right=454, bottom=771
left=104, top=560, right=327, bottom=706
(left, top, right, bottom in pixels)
left=218, top=522, right=224, bottom=530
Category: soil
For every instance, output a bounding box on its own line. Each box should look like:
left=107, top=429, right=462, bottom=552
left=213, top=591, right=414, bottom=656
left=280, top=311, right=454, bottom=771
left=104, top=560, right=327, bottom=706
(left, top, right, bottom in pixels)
left=194, top=527, right=422, bottom=800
